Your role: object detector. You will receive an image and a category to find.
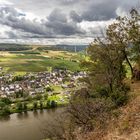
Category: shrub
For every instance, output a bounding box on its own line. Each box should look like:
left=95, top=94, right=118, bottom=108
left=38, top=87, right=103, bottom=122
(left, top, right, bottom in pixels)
left=16, top=102, right=23, bottom=111
left=33, top=101, right=38, bottom=110
left=23, top=102, right=27, bottom=110
left=111, top=89, right=129, bottom=107
left=50, top=100, right=57, bottom=108
left=68, top=94, right=114, bottom=132
left=2, top=106, right=10, bottom=115
left=40, top=101, right=43, bottom=109
left=0, top=98, right=12, bottom=105
left=25, top=96, right=33, bottom=101
left=47, top=100, right=51, bottom=108
left=34, top=94, right=42, bottom=100
left=46, top=86, right=54, bottom=92
left=44, top=93, right=48, bottom=100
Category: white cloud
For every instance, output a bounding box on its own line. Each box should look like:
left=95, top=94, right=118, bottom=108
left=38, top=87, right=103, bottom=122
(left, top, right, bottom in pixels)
left=0, top=24, right=12, bottom=38
left=0, top=0, right=13, bottom=5
left=0, top=37, right=94, bottom=45
left=78, top=19, right=115, bottom=37
left=0, top=0, right=138, bottom=44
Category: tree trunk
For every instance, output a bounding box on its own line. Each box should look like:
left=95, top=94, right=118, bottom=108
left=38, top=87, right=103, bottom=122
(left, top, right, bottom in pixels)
left=123, top=51, right=134, bottom=78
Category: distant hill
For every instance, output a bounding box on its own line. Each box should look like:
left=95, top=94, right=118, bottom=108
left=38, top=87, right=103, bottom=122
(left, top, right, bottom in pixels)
left=0, top=43, right=88, bottom=52
left=0, top=43, right=32, bottom=51
left=38, top=45, right=88, bottom=52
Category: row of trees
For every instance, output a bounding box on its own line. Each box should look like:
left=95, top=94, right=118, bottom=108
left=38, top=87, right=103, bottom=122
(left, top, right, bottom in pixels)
left=16, top=100, right=57, bottom=112
left=0, top=93, right=56, bottom=115
left=0, top=98, right=11, bottom=116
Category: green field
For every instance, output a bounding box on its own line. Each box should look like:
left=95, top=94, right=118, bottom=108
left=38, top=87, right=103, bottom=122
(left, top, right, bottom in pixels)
left=0, top=50, right=82, bottom=72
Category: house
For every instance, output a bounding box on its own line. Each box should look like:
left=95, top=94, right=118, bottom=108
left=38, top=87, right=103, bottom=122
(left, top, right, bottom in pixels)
left=0, top=67, right=3, bottom=71
left=35, top=88, right=45, bottom=93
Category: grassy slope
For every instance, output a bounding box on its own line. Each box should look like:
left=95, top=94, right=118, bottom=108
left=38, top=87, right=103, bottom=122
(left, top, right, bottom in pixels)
left=84, top=82, right=140, bottom=140
left=105, top=82, right=140, bottom=140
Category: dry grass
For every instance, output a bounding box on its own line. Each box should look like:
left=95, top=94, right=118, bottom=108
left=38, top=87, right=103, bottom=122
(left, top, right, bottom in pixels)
left=103, top=82, right=140, bottom=140
left=76, top=82, right=140, bottom=140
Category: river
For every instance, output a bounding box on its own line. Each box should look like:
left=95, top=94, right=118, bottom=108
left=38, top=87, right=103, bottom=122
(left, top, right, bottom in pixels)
left=0, top=108, right=64, bottom=140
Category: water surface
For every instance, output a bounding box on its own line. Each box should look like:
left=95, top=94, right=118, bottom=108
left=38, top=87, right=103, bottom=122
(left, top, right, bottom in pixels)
left=0, top=108, right=64, bottom=140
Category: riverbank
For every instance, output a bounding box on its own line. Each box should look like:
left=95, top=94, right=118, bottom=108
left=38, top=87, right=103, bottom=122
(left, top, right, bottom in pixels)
left=0, top=93, right=69, bottom=117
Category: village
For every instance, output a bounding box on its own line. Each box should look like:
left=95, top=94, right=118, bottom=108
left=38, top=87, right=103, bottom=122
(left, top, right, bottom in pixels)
left=0, top=67, right=85, bottom=99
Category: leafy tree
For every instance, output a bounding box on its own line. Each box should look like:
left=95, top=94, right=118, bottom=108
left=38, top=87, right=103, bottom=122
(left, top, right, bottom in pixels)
left=39, top=101, right=43, bottom=109
left=26, top=95, right=33, bottom=101
left=1, top=98, right=11, bottom=105
left=15, top=91, right=24, bottom=98
left=47, top=100, right=51, bottom=108
left=125, top=9, right=140, bottom=63
left=16, top=102, right=23, bottom=111
left=105, top=9, right=140, bottom=78
left=23, top=92, right=28, bottom=98
left=33, top=101, right=38, bottom=110
left=34, top=94, right=42, bottom=100
left=82, top=41, right=126, bottom=98
left=0, top=101, right=6, bottom=109
left=50, top=100, right=57, bottom=108
left=45, top=86, right=54, bottom=92
left=23, top=102, right=28, bottom=110
left=44, top=93, right=48, bottom=100
left=13, top=76, right=24, bottom=82
left=2, top=106, right=10, bottom=115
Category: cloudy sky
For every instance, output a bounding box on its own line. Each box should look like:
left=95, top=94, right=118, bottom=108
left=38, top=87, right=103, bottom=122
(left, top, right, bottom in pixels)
left=0, top=0, right=138, bottom=45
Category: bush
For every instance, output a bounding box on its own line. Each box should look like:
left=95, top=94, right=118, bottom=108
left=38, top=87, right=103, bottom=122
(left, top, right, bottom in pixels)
left=16, top=102, right=23, bottom=111
left=40, top=101, right=43, bottom=109
left=23, top=102, right=27, bottom=110
left=2, top=106, right=10, bottom=115
left=46, top=86, right=54, bottom=92
left=50, top=100, right=57, bottom=108
left=0, top=98, right=12, bottom=105
left=44, top=94, right=48, bottom=100
left=33, top=101, right=38, bottom=109
left=111, top=89, right=129, bottom=107
left=25, top=96, right=33, bottom=101
left=68, top=94, right=114, bottom=132
left=91, top=87, right=109, bottom=98
left=34, top=94, right=42, bottom=100
left=47, top=100, right=51, bottom=108
left=0, top=101, right=6, bottom=109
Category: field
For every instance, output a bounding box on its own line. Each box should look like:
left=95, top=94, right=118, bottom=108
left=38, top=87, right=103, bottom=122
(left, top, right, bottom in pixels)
left=0, top=45, right=84, bottom=73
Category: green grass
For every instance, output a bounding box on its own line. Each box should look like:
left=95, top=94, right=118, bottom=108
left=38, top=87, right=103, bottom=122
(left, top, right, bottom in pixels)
left=10, top=51, right=40, bottom=54
left=7, top=93, right=68, bottom=115
left=0, top=54, right=81, bottom=72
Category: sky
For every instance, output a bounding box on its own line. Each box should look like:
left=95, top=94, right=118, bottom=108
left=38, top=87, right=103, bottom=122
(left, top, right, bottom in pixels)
left=0, top=0, right=139, bottom=45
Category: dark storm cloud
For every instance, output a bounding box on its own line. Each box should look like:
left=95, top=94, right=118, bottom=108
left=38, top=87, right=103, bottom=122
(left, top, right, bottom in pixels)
left=81, top=0, right=118, bottom=21
left=0, top=7, right=50, bottom=36
left=60, top=0, right=80, bottom=5
left=0, top=0, right=139, bottom=40
left=69, top=0, right=139, bottom=22
left=69, top=0, right=120, bottom=22
left=0, top=7, right=84, bottom=38
left=48, top=9, right=67, bottom=23
left=46, top=9, right=84, bottom=36
left=5, top=31, right=18, bottom=38
left=70, top=11, right=82, bottom=23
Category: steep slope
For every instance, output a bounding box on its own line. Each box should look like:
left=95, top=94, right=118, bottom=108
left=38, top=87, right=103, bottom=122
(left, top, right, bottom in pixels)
left=104, top=82, right=140, bottom=140
left=78, top=82, right=140, bottom=140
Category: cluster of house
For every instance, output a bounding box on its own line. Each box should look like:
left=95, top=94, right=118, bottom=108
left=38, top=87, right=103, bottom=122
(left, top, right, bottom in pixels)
left=0, top=67, right=86, bottom=98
